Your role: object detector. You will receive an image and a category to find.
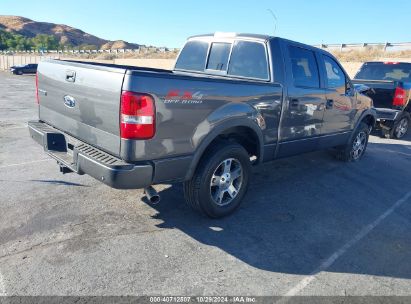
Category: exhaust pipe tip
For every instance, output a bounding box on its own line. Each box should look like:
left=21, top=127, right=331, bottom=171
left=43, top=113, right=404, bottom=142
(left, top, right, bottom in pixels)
left=149, top=194, right=160, bottom=205
left=144, top=186, right=160, bottom=205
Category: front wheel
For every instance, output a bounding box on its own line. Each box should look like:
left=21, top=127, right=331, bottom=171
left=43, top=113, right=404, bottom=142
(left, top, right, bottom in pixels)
left=183, top=142, right=251, bottom=218
left=334, top=122, right=370, bottom=162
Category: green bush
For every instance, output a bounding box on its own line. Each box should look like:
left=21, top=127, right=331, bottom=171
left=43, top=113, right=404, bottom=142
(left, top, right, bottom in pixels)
left=0, top=30, right=62, bottom=51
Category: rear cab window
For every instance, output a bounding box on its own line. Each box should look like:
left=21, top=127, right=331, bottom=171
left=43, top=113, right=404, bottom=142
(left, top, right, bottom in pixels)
left=175, top=40, right=209, bottom=72
left=206, top=43, right=231, bottom=71
left=175, top=37, right=270, bottom=81
left=228, top=41, right=269, bottom=80
left=354, top=62, right=411, bottom=82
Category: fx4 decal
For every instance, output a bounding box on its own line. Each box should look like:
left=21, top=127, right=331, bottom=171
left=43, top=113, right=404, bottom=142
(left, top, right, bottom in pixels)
left=164, top=90, right=204, bottom=104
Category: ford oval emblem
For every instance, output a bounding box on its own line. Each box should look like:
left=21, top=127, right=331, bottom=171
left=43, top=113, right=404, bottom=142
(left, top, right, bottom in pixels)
left=63, top=95, right=76, bottom=108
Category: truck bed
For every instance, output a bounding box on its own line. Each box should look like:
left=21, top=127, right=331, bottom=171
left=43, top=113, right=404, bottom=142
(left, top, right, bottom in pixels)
left=351, top=79, right=397, bottom=109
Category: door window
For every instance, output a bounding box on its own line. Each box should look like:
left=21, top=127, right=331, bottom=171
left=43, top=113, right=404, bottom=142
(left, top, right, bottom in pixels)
left=289, top=46, right=320, bottom=88
left=323, top=55, right=346, bottom=89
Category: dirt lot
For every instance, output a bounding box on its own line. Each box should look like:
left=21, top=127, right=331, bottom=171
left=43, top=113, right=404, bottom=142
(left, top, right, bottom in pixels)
left=0, top=72, right=411, bottom=297
left=0, top=55, right=367, bottom=77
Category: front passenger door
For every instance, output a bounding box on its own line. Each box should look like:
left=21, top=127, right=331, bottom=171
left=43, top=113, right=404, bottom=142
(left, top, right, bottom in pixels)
left=320, top=55, right=357, bottom=145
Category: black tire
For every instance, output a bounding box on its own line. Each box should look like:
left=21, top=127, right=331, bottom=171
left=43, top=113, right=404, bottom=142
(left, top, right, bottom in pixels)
left=390, top=115, right=409, bottom=139
left=183, top=141, right=251, bottom=218
left=335, top=122, right=370, bottom=162
left=381, top=127, right=394, bottom=139
left=17, top=70, right=23, bottom=75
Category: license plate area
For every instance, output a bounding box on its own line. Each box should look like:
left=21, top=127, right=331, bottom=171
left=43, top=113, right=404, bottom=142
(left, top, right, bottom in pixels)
left=44, top=132, right=76, bottom=170
left=44, top=132, right=67, bottom=152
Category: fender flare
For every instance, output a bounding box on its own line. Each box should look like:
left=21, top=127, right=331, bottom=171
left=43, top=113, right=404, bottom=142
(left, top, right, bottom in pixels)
left=348, top=108, right=377, bottom=143
left=397, top=111, right=411, bottom=120
left=184, top=118, right=264, bottom=181
left=353, top=108, right=377, bottom=130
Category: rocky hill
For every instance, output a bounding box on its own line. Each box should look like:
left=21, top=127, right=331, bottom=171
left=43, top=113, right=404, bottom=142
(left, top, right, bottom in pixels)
left=0, top=15, right=139, bottom=49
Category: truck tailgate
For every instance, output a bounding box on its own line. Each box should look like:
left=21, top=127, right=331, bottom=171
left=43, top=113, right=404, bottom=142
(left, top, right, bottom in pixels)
left=37, top=60, right=126, bottom=156
left=352, top=79, right=396, bottom=108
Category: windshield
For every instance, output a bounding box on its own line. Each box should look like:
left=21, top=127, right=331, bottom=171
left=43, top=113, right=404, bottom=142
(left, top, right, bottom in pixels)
left=354, top=63, right=411, bottom=82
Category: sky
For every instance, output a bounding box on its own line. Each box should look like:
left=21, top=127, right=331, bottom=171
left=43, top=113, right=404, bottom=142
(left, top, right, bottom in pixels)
left=1, top=0, right=410, bottom=48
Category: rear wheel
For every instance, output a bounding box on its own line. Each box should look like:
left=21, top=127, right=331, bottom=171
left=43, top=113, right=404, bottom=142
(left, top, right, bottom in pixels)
left=183, top=142, right=251, bottom=218
left=382, top=115, right=410, bottom=139
left=393, top=116, right=409, bottom=139
left=335, top=122, right=370, bottom=162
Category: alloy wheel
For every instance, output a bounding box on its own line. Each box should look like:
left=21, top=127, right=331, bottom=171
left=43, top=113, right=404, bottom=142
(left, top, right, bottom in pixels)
left=351, top=131, right=367, bottom=160
left=395, top=118, right=409, bottom=139
left=210, top=158, right=243, bottom=206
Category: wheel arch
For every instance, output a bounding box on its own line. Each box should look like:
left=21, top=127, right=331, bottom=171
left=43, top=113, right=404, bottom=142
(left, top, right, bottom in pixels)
left=353, top=108, right=377, bottom=130
left=344, top=108, right=377, bottom=146
left=361, top=113, right=376, bottom=129
left=185, top=119, right=264, bottom=181
left=400, top=111, right=411, bottom=120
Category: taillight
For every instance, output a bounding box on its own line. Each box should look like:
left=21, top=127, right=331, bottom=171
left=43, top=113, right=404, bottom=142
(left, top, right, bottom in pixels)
left=120, top=91, right=155, bottom=139
left=393, top=87, right=407, bottom=106
left=35, top=71, right=39, bottom=104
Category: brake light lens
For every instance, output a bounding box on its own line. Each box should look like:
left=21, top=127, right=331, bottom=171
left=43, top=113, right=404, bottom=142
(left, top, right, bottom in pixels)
left=120, top=91, right=155, bottom=139
left=393, top=87, right=407, bottom=106
left=35, top=71, right=39, bottom=104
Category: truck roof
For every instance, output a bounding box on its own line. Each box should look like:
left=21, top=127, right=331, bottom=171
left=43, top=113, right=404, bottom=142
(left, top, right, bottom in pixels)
left=363, top=61, right=411, bottom=65
left=189, top=32, right=273, bottom=41
left=187, top=32, right=324, bottom=53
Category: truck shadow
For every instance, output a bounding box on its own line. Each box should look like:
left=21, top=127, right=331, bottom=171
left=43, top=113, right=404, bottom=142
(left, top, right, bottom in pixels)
left=144, top=140, right=411, bottom=279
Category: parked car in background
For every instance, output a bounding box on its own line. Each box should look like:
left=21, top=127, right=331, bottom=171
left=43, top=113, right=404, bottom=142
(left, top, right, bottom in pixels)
left=10, top=63, right=38, bottom=75
left=352, top=62, right=411, bottom=139
left=29, top=33, right=375, bottom=218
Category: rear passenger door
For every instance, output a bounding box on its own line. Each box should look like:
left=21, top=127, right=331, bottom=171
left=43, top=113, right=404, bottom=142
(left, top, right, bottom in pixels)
left=277, top=44, right=326, bottom=157
left=319, top=55, right=357, bottom=145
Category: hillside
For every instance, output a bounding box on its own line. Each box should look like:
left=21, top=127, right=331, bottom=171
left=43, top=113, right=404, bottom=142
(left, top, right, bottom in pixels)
left=0, top=15, right=139, bottom=49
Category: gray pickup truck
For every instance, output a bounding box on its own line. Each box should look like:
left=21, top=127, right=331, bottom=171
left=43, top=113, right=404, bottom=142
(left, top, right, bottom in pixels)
left=29, top=33, right=376, bottom=218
